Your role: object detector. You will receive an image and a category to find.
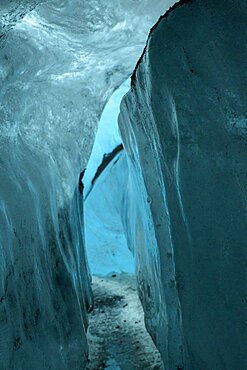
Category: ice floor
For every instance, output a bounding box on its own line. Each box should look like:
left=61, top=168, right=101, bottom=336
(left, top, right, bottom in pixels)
left=85, top=273, right=164, bottom=370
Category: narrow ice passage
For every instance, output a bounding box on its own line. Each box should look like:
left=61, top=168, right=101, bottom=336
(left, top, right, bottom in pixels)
left=83, top=80, right=135, bottom=276
left=83, top=81, right=164, bottom=369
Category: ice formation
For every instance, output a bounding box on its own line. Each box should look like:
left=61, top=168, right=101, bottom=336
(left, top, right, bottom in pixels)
left=119, top=0, right=247, bottom=368
left=0, top=1, right=176, bottom=369
left=83, top=80, right=135, bottom=276
left=1, top=0, right=245, bottom=368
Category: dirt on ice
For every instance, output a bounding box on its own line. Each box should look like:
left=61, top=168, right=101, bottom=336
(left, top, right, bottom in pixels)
left=85, top=273, right=164, bottom=370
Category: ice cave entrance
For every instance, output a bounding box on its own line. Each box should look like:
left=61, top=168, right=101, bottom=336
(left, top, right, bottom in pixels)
left=83, top=78, right=134, bottom=276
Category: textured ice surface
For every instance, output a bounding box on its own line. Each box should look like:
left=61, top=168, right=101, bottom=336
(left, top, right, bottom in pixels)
left=119, top=0, right=247, bottom=368
left=0, top=0, right=48, bottom=40
left=0, top=1, right=176, bottom=368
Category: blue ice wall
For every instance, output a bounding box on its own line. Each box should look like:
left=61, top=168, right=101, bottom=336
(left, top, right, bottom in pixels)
left=119, top=0, right=247, bottom=368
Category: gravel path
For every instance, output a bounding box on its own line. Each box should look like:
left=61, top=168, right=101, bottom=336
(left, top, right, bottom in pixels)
left=85, top=273, right=164, bottom=370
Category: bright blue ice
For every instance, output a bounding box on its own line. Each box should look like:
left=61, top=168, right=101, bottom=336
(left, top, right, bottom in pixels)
left=84, top=79, right=134, bottom=276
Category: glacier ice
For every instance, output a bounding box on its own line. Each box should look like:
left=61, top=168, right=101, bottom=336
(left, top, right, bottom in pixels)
left=3, top=0, right=245, bottom=368
left=83, top=79, right=130, bottom=198
left=83, top=80, right=134, bottom=276
left=0, top=0, right=176, bottom=368
left=119, top=0, right=247, bottom=368
left=84, top=151, right=135, bottom=276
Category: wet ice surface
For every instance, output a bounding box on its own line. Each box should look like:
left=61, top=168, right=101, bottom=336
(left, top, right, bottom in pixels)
left=86, top=274, right=164, bottom=370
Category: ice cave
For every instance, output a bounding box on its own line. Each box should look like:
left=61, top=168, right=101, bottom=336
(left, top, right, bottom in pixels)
left=0, top=0, right=246, bottom=369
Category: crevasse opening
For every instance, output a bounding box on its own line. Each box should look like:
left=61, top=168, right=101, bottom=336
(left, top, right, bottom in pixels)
left=83, top=78, right=135, bottom=276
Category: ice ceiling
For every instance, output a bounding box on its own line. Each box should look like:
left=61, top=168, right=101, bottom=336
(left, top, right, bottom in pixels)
left=0, top=0, right=176, bottom=189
